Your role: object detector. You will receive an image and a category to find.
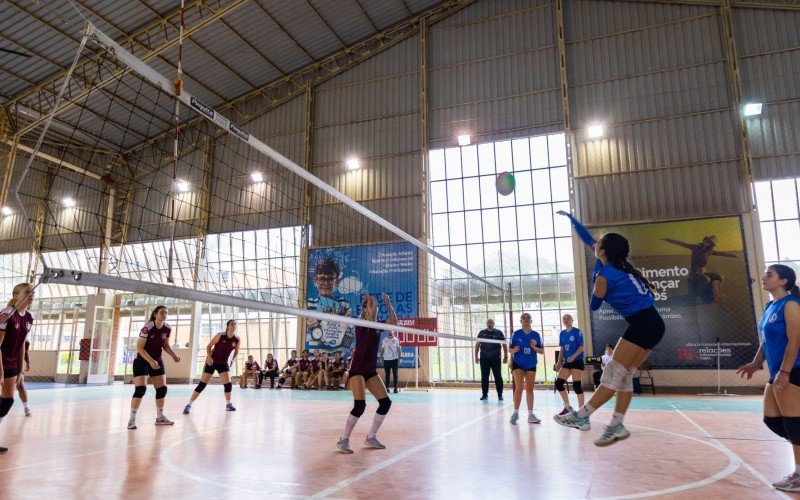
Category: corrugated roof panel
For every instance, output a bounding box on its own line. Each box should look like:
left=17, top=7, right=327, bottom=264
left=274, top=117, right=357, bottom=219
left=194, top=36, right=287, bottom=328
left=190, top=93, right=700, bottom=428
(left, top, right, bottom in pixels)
left=747, top=100, right=800, bottom=181
left=223, top=5, right=312, bottom=74
left=740, top=50, right=800, bottom=104
left=318, top=35, right=418, bottom=88
left=404, top=0, right=446, bottom=14
left=310, top=0, right=375, bottom=46
left=732, top=8, right=800, bottom=56
left=565, top=0, right=716, bottom=41
left=433, top=0, right=550, bottom=28
left=358, top=0, right=409, bottom=29
left=78, top=0, right=158, bottom=35
left=261, top=0, right=346, bottom=60
left=1, top=8, right=81, bottom=70
left=315, top=74, right=419, bottom=127
left=312, top=113, right=420, bottom=166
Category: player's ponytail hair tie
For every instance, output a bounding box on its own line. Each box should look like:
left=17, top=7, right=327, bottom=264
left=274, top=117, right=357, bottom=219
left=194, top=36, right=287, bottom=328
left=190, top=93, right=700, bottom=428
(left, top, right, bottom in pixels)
left=600, top=233, right=655, bottom=291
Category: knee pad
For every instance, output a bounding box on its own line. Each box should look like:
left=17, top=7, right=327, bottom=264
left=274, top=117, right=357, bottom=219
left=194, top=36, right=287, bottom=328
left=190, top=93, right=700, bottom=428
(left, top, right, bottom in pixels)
left=224, top=383, right=232, bottom=393
left=377, top=397, right=392, bottom=415
left=0, top=397, right=14, bottom=417
left=155, top=386, right=167, bottom=399
left=132, top=386, right=146, bottom=399
left=572, top=381, right=584, bottom=394
left=764, top=416, right=788, bottom=440
left=555, top=378, right=566, bottom=392
left=350, top=399, right=366, bottom=418
left=194, top=381, right=207, bottom=394
left=783, top=417, right=800, bottom=445
left=600, top=360, right=632, bottom=392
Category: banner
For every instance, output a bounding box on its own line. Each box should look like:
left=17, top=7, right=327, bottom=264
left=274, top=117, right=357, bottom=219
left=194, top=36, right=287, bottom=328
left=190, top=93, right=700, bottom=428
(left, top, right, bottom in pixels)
left=585, top=216, right=758, bottom=369
left=305, top=242, right=418, bottom=368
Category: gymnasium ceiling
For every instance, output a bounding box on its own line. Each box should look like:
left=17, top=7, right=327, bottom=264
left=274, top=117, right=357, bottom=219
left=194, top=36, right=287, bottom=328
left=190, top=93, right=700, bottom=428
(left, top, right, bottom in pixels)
left=1, top=0, right=799, bottom=150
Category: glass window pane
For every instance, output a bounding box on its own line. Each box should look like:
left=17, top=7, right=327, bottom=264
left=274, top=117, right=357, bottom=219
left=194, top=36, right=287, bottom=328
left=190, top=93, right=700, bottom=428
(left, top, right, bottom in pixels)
left=760, top=222, right=778, bottom=262
left=445, top=147, right=462, bottom=179
left=534, top=205, right=554, bottom=238
left=465, top=211, right=483, bottom=244
left=532, top=169, right=552, bottom=203
left=499, top=207, right=518, bottom=241
left=478, top=143, right=496, bottom=174
left=450, top=245, right=467, bottom=269
left=449, top=212, right=466, bottom=245
left=430, top=181, right=447, bottom=213
left=467, top=244, right=485, bottom=275
left=537, top=240, right=556, bottom=273
left=548, top=133, right=567, bottom=166
left=514, top=171, right=533, bottom=205
left=776, top=220, right=800, bottom=260
left=519, top=242, right=538, bottom=275
left=550, top=167, right=570, bottom=202
left=484, top=243, right=502, bottom=276
left=495, top=140, right=512, bottom=173
left=516, top=206, right=535, bottom=240
left=446, top=179, right=464, bottom=211
left=463, top=178, right=481, bottom=210
left=772, top=179, right=799, bottom=220
left=512, top=138, right=531, bottom=171
left=482, top=209, right=500, bottom=242
left=462, top=145, right=479, bottom=177
left=502, top=242, right=521, bottom=276
left=479, top=175, right=498, bottom=208
left=553, top=202, right=572, bottom=236
left=530, top=136, right=549, bottom=169
left=554, top=237, right=574, bottom=272
left=754, top=181, right=774, bottom=221
left=431, top=214, right=449, bottom=246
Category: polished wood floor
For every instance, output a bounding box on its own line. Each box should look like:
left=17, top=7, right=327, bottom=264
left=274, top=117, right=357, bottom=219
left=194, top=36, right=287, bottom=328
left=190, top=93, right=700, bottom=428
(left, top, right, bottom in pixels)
left=0, top=384, right=794, bottom=499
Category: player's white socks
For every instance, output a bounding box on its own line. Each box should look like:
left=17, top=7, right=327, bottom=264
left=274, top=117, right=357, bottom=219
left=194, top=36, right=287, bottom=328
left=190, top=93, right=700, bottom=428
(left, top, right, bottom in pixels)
left=609, top=412, right=625, bottom=427
left=129, top=409, right=137, bottom=421
left=368, top=414, right=385, bottom=439
left=342, top=414, right=359, bottom=440
left=22, top=402, right=29, bottom=410
left=576, top=404, right=595, bottom=419
left=157, top=408, right=164, bottom=418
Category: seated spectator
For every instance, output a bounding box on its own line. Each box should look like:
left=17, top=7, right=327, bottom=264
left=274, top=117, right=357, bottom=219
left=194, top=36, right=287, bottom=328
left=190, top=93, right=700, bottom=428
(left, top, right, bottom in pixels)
left=259, top=353, right=280, bottom=389
left=306, top=351, right=322, bottom=389
left=329, top=352, right=346, bottom=390
left=277, top=350, right=299, bottom=389
left=240, top=355, right=261, bottom=389
left=294, top=350, right=311, bottom=389
left=593, top=344, right=614, bottom=389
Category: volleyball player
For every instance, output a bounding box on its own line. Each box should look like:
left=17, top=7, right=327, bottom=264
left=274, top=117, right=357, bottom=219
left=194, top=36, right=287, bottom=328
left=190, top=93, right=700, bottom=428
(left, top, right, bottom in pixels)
left=16, top=340, right=31, bottom=416
left=306, top=351, right=322, bottom=389
left=737, top=264, right=800, bottom=492
left=259, top=353, right=279, bottom=389
left=183, top=319, right=240, bottom=414
left=337, top=292, right=396, bottom=453
left=554, top=314, right=586, bottom=416
left=509, top=313, right=543, bottom=425
left=295, top=350, right=311, bottom=388
left=554, top=211, right=665, bottom=446
left=276, top=349, right=298, bottom=389
left=0, top=282, right=35, bottom=453
left=128, top=306, right=181, bottom=429
left=240, top=355, right=261, bottom=389
left=330, top=351, right=345, bottom=390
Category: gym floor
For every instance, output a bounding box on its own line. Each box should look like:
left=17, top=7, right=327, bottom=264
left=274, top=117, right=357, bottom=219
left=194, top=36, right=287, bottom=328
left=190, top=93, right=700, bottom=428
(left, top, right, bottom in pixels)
left=0, top=384, right=792, bottom=499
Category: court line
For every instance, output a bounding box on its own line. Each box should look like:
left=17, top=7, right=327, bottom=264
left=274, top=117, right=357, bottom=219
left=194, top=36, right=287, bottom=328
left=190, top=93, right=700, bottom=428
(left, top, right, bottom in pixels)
left=310, top=404, right=511, bottom=498
left=673, top=406, right=790, bottom=499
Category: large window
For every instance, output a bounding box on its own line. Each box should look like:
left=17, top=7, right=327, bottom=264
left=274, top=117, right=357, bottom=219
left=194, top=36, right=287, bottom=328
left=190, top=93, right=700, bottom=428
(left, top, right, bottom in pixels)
left=428, top=133, right=577, bottom=382
left=755, top=178, right=800, bottom=273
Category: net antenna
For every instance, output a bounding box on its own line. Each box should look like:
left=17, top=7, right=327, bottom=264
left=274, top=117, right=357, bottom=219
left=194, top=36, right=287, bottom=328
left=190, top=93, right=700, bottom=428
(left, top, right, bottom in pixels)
left=10, top=21, right=505, bottom=346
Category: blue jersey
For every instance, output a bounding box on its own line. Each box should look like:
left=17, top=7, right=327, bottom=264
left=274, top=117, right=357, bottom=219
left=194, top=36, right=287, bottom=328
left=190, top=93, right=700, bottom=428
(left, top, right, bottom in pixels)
left=759, top=295, right=800, bottom=379
left=511, top=329, right=542, bottom=370
left=593, top=260, right=655, bottom=317
left=559, top=328, right=584, bottom=361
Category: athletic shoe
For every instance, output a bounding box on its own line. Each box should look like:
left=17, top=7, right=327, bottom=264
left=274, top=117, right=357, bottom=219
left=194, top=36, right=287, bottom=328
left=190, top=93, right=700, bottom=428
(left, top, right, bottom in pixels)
left=393, top=388, right=398, bottom=394
left=498, top=394, right=503, bottom=401
left=0, top=446, right=7, bottom=454
left=183, top=405, right=191, bottom=415
left=528, top=414, right=541, bottom=424
left=773, top=472, right=800, bottom=491
left=276, top=385, right=282, bottom=389
left=226, top=403, right=236, bottom=412
left=255, top=385, right=261, bottom=389
left=364, top=436, right=386, bottom=449
left=24, top=407, right=31, bottom=417
left=155, top=416, right=174, bottom=426
left=127, top=420, right=137, bottom=430
left=558, top=406, right=573, bottom=416
left=510, top=412, right=519, bottom=425
left=480, top=395, right=488, bottom=401
left=594, top=424, right=630, bottom=446
left=336, top=438, right=353, bottom=454
left=553, top=410, right=591, bottom=431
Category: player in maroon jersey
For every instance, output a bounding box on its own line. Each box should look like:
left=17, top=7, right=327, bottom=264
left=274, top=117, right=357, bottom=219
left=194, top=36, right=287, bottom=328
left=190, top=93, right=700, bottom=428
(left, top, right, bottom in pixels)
left=337, top=292, right=396, bottom=453
left=184, top=319, right=240, bottom=414
left=276, top=349, right=298, bottom=389
left=240, top=355, right=261, bottom=389
left=16, top=340, right=31, bottom=416
left=258, top=353, right=280, bottom=388
left=128, top=305, right=181, bottom=429
left=0, top=282, right=35, bottom=453
left=330, top=351, right=346, bottom=390
left=295, top=350, right=311, bottom=388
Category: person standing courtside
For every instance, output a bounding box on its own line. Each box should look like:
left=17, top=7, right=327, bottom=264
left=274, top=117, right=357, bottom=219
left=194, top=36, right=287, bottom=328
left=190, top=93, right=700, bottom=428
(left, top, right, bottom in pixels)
left=475, top=319, right=507, bottom=401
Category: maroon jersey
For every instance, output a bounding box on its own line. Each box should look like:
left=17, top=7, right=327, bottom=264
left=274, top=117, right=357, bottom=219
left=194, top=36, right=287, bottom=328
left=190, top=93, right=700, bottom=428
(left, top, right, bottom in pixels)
left=137, top=321, right=171, bottom=361
left=245, top=360, right=260, bottom=371
left=350, top=324, right=383, bottom=375
left=264, top=359, right=278, bottom=371
left=298, top=358, right=310, bottom=372
left=0, top=307, right=32, bottom=370
left=287, top=358, right=298, bottom=367
left=310, top=358, right=320, bottom=372
left=331, top=358, right=344, bottom=371
left=211, top=333, right=239, bottom=365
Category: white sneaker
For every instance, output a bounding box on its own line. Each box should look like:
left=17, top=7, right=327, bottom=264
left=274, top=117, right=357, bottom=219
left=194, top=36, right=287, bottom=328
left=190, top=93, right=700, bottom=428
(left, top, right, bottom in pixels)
left=553, top=410, right=591, bottom=431
left=364, top=436, right=386, bottom=449
left=127, top=420, right=137, bottom=430
left=337, top=438, right=353, bottom=454
left=773, top=472, right=800, bottom=492
left=24, top=407, right=31, bottom=417
left=155, top=416, right=174, bottom=426
left=594, top=424, right=631, bottom=446
left=528, top=414, right=541, bottom=424
left=510, top=412, right=519, bottom=425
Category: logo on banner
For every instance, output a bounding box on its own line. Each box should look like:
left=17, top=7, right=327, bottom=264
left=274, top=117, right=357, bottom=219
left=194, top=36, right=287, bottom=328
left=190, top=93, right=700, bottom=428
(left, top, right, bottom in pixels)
left=189, top=96, right=214, bottom=119
left=229, top=122, right=249, bottom=141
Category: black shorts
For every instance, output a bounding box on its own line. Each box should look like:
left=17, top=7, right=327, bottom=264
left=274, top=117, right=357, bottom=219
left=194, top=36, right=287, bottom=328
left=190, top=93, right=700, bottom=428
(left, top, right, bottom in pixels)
left=203, top=363, right=230, bottom=375
left=769, top=365, right=800, bottom=386
left=622, top=306, right=665, bottom=350
left=512, top=366, right=536, bottom=374
left=3, top=368, right=20, bottom=378
left=349, top=372, right=378, bottom=382
left=562, top=359, right=585, bottom=371
left=332, top=370, right=344, bottom=377
left=133, top=357, right=166, bottom=377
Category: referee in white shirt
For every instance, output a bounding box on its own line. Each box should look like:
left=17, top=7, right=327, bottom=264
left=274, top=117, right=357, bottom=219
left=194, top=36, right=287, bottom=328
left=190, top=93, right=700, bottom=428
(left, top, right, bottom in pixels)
left=380, top=331, right=401, bottom=394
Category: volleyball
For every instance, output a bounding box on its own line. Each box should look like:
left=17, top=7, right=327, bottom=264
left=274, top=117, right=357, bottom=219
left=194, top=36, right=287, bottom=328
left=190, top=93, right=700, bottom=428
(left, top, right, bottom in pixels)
left=495, top=171, right=516, bottom=196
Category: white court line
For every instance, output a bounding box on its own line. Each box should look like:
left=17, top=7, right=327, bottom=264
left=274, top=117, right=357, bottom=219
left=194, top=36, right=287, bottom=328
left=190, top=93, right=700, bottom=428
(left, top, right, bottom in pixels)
left=310, top=404, right=510, bottom=498
left=673, top=406, right=790, bottom=499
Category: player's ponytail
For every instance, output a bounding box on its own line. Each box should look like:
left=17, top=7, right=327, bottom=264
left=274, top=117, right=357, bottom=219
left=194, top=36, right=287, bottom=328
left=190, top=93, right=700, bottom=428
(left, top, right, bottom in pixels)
left=769, top=264, right=799, bottom=298
left=7, top=282, right=32, bottom=308
left=149, top=305, right=167, bottom=323
left=600, top=233, right=655, bottom=291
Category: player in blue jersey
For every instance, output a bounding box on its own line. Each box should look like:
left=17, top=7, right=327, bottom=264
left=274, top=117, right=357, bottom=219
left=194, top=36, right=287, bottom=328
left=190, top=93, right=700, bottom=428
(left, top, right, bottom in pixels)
left=554, top=211, right=665, bottom=446
left=509, top=313, right=544, bottom=425
left=554, top=314, right=586, bottom=416
left=737, top=264, right=800, bottom=492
